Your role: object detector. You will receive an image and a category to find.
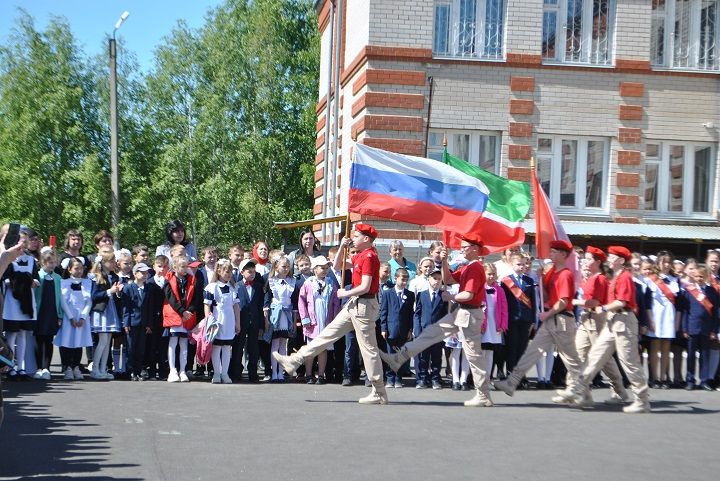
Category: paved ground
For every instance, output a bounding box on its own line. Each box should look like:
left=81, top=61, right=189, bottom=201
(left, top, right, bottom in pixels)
left=1, top=372, right=718, bottom=481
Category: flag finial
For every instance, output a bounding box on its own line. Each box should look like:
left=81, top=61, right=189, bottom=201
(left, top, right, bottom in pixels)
left=442, top=134, right=447, bottom=148
left=530, top=156, right=535, bottom=172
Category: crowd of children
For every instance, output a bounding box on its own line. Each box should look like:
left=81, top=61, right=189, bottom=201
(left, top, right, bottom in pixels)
left=2, top=222, right=720, bottom=399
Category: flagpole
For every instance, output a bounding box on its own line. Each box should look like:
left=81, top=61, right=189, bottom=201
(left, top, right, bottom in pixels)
left=530, top=155, right=545, bottom=319
left=340, top=139, right=357, bottom=289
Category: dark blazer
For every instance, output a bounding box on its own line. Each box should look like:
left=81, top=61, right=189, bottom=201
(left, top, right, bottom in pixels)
left=236, top=275, right=265, bottom=327
left=144, top=277, right=165, bottom=330
left=380, top=288, right=415, bottom=340
left=679, top=285, right=720, bottom=336
left=501, top=274, right=537, bottom=324
left=91, top=272, right=120, bottom=312
left=413, top=289, right=448, bottom=337
left=122, top=282, right=152, bottom=329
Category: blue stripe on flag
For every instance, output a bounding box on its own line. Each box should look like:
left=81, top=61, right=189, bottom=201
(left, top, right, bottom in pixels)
left=350, top=163, right=488, bottom=214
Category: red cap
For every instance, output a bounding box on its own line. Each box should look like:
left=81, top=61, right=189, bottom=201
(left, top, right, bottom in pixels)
left=585, top=246, right=606, bottom=262
left=608, top=246, right=632, bottom=262
left=354, top=223, right=377, bottom=239
left=549, top=239, right=573, bottom=252
left=459, top=232, right=490, bottom=255
left=188, top=260, right=203, bottom=268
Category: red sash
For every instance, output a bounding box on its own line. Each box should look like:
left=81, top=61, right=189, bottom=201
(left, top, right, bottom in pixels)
left=710, top=275, right=720, bottom=296
left=502, top=276, right=533, bottom=309
left=685, top=283, right=714, bottom=315
left=649, top=274, right=676, bottom=304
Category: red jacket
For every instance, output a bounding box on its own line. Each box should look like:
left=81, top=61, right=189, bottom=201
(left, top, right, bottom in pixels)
left=162, top=272, right=200, bottom=330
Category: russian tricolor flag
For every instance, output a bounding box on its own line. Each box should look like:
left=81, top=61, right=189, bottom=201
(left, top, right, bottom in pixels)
left=349, top=144, right=490, bottom=234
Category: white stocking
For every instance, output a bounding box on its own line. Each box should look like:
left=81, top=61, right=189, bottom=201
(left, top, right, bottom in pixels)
left=212, top=346, right=222, bottom=375
left=94, top=333, right=112, bottom=373
left=221, top=345, right=232, bottom=376
left=451, top=347, right=462, bottom=384
left=168, top=337, right=178, bottom=371
left=483, top=349, right=494, bottom=379
left=5, top=332, right=18, bottom=370
left=179, top=338, right=188, bottom=373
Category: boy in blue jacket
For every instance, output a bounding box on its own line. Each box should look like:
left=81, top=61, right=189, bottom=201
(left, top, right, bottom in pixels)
left=380, top=267, right=415, bottom=388
left=680, top=266, right=719, bottom=391
left=413, top=268, right=448, bottom=389
left=123, top=263, right=153, bottom=381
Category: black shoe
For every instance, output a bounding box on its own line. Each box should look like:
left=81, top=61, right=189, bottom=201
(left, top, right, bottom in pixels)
left=461, top=382, right=470, bottom=391
left=306, top=376, right=315, bottom=384
left=342, top=378, right=352, bottom=387
left=650, top=380, right=661, bottom=389
left=661, top=380, right=671, bottom=389
left=248, top=375, right=260, bottom=383
left=140, top=369, right=149, bottom=380
left=452, top=382, right=461, bottom=391
left=432, top=380, right=442, bottom=390
left=364, top=378, right=372, bottom=387
left=685, top=383, right=695, bottom=391
left=316, top=376, right=327, bottom=385
left=700, top=382, right=714, bottom=391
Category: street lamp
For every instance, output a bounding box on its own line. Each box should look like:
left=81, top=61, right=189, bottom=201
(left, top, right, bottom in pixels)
left=109, top=11, right=129, bottom=247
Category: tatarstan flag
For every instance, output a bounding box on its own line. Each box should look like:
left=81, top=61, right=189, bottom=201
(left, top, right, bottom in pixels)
left=442, top=150, right=531, bottom=253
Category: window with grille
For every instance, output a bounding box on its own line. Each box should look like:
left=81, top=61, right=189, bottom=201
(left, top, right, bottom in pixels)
left=651, top=0, right=719, bottom=71
left=542, top=0, right=616, bottom=65
left=433, top=0, right=505, bottom=60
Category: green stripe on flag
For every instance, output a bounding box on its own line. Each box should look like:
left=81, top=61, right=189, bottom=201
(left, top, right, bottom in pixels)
left=443, top=150, right=531, bottom=222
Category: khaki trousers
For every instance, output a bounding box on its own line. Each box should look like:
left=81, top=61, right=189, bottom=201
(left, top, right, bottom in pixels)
left=576, top=312, right=628, bottom=399
left=400, top=306, right=489, bottom=396
left=297, top=297, right=384, bottom=393
left=508, top=314, right=582, bottom=391
left=575, top=311, right=649, bottom=402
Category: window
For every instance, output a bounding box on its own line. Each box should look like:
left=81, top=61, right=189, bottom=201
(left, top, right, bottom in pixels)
left=542, top=0, right=616, bottom=65
left=536, top=136, right=609, bottom=211
left=427, top=129, right=501, bottom=174
left=651, top=0, right=720, bottom=70
left=433, top=0, right=505, bottom=60
left=645, top=142, right=716, bottom=215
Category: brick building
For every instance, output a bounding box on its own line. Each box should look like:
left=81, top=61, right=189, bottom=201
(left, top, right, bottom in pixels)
left=312, top=0, right=720, bottom=259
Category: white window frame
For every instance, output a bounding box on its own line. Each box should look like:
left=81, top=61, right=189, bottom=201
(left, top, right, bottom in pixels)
left=542, top=0, right=616, bottom=65
left=536, top=135, right=610, bottom=212
left=651, top=0, right=720, bottom=71
left=427, top=129, right=502, bottom=175
left=432, top=0, right=506, bottom=60
left=644, top=141, right=717, bottom=217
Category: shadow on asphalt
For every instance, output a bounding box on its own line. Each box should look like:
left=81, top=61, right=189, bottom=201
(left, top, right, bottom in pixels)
left=0, top=380, right=141, bottom=480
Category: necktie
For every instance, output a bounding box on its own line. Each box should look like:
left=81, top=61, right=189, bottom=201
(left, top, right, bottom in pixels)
left=397, top=291, right=402, bottom=302
left=431, top=291, right=436, bottom=304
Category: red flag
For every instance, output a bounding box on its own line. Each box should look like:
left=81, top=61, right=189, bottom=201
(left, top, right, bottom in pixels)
left=531, top=170, right=578, bottom=279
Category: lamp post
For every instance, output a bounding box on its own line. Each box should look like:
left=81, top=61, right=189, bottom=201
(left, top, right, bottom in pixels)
left=109, top=11, right=129, bottom=247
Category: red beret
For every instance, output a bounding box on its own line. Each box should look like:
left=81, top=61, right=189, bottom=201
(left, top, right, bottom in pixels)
left=459, top=232, right=491, bottom=255
left=608, top=246, right=631, bottom=262
left=188, top=260, right=203, bottom=268
left=585, top=246, right=607, bottom=262
left=549, top=239, right=573, bottom=252
left=354, top=223, right=377, bottom=239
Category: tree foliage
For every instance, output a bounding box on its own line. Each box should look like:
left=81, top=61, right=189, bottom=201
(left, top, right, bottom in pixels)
left=0, top=0, right=319, bottom=253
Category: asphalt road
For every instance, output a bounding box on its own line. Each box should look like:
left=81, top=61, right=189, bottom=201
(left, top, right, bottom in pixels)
left=1, top=372, right=718, bottom=481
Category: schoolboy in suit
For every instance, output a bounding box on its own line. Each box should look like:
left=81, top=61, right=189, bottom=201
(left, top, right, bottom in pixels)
left=143, top=255, right=169, bottom=379
left=380, top=267, right=415, bottom=388
left=122, top=263, right=153, bottom=381
left=413, top=268, right=448, bottom=389
left=230, top=259, right=265, bottom=382
left=500, top=252, right=537, bottom=387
